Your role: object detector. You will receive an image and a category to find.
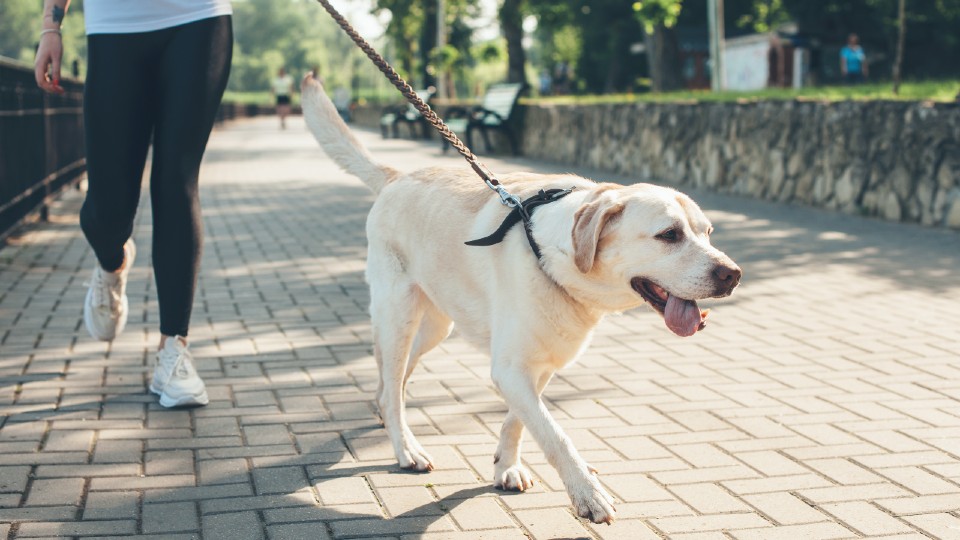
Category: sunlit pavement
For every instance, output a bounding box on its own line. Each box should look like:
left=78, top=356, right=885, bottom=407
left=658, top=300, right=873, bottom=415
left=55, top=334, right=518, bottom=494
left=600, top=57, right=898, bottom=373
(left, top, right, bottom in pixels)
left=1, top=115, right=959, bottom=539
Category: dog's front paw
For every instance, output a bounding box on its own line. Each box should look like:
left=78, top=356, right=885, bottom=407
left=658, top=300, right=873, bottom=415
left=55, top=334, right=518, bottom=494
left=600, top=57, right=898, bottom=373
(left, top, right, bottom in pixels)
left=494, top=462, right=535, bottom=492
left=569, top=475, right=617, bottom=524
left=398, top=446, right=434, bottom=472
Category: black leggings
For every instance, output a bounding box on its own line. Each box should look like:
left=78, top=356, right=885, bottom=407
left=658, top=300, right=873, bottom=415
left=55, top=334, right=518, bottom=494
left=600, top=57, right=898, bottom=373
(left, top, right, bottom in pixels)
left=81, top=16, right=232, bottom=337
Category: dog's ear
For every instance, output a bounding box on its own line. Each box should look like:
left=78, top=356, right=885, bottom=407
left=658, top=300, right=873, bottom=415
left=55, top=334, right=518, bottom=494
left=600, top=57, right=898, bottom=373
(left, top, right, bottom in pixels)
left=572, top=197, right=625, bottom=273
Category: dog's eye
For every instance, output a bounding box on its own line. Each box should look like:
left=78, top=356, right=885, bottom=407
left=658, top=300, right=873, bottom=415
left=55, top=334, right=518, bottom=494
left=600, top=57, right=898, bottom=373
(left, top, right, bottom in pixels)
left=707, top=226, right=715, bottom=236
left=656, top=229, right=680, bottom=242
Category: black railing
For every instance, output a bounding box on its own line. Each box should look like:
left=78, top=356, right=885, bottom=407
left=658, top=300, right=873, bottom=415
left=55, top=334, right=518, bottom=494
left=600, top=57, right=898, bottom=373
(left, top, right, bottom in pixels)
left=0, top=56, right=85, bottom=237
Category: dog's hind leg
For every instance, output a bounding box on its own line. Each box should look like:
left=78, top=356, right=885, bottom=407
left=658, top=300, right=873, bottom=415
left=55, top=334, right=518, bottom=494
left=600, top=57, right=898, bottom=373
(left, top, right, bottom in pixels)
left=370, top=272, right=435, bottom=472
left=404, top=303, right=453, bottom=390
left=493, top=371, right=552, bottom=492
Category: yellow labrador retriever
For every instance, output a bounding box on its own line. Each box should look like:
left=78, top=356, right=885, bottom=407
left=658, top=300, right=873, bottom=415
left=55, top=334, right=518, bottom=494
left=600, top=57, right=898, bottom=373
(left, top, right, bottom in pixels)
left=301, top=74, right=741, bottom=523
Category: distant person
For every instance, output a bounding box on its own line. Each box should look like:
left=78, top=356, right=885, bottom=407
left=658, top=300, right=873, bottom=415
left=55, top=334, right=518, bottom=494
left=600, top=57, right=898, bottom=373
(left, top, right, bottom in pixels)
left=272, top=67, right=294, bottom=129
left=553, top=61, right=570, bottom=95
left=538, top=69, right=552, bottom=96
left=840, top=33, right=867, bottom=84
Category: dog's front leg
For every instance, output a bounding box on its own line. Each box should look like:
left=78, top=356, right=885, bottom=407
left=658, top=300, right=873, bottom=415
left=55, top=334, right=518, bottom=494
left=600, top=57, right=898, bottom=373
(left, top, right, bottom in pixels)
left=492, top=361, right=616, bottom=524
left=494, top=370, right=554, bottom=492
left=494, top=412, right=534, bottom=491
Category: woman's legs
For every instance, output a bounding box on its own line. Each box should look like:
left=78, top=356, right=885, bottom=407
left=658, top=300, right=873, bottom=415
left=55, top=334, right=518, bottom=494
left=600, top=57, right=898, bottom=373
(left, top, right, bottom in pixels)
left=149, top=15, right=232, bottom=339
left=80, top=33, right=160, bottom=272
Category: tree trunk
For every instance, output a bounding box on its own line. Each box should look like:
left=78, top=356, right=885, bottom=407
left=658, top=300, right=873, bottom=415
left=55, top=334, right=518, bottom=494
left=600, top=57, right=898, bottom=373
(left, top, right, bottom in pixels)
left=419, top=0, right=438, bottom=88
left=892, top=0, right=906, bottom=95
left=645, top=24, right=684, bottom=92
left=500, top=0, right=527, bottom=85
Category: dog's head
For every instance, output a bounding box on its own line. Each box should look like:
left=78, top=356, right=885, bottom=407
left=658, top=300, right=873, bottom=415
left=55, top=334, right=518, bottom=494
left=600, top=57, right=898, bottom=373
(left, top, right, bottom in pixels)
left=570, top=184, right=740, bottom=337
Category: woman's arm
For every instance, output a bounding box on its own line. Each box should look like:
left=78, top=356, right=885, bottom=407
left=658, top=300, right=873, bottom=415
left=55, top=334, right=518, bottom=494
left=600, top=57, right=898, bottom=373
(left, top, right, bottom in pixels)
left=34, top=0, right=72, bottom=94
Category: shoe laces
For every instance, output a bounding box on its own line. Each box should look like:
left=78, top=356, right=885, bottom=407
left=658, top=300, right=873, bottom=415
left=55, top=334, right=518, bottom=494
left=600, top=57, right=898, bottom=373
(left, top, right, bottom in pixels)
left=162, top=340, right=195, bottom=380
left=85, top=267, right=123, bottom=314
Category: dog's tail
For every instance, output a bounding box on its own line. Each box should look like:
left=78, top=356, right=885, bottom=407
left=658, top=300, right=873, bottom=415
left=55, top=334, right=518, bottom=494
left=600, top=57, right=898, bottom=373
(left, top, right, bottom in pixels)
left=301, top=73, right=397, bottom=194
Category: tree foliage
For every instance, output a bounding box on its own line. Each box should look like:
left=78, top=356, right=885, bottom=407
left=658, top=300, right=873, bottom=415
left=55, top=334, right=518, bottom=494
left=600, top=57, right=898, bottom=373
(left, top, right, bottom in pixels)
left=3, top=0, right=960, bottom=98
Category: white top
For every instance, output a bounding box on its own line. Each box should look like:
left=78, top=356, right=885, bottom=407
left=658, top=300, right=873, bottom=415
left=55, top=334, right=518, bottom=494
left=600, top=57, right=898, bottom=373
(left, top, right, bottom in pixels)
left=272, top=74, right=294, bottom=96
left=85, top=0, right=233, bottom=35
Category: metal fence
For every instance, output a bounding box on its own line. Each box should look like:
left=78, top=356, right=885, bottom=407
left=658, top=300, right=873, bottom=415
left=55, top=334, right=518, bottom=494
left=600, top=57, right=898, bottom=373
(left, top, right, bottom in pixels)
left=0, top=56, right=85, bottom=238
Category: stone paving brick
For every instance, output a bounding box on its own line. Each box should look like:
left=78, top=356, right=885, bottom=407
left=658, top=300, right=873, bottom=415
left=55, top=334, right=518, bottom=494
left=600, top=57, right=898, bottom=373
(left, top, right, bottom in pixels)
left=34, top=463, right=140, bottom=478
left=144, top=449, right=194, bottom=475
left=729, top=522, right=856, bottom=540
left=795, top=483, right=914, bottom=505
left=803, top=457, right=884, bottom=485
left=253, top=466, right=309, bottom=495
left=197, top=458, right=250, bottom=485
left=511, top=507, right=590, bottom=540
left=670, top=483, right=751, bottom=513
left=741, top=492, right=827, bottom=525
left=651, top=465, right=760, bottom=485
left=15, top=520, right=138, bottom=537
left=24, top=477, right=85, bottom=506
left=820, top=501, right=913, bottom=536
left=143, top=482, right=254, bottom=503
left=143, top=501, right=200, bottom=534
left=92, top=439, right=143, bottom=464
left=330, top=515, right=458, bottom=538
left=731, top=450, right=809, bottom=476
left=82, top=491, right=138, bottom=520
left=375, top=486, right=443, bottom=517
left=878, top=465, right=960, bottom=494
left=204, top=511, right=265, bottom=540
left=0, top=465, right=32, bottom=493
left=588, top=518, right=662, bottom=539
left=447, top=496, right=517, bottom=530
left=402, top=531, right=529, bottom=540
left=670, top=443, right=741, bottom=467
left=89, top=474, right=195, bottom=490
left=264, top=504, right=383, bottom=524
left=901, top=512, right=960, bottom=538
left=875, top=493, right=960, bottom=515
left=649, top=512, right=772, bottom=535
left=267, top=522, right=333, bottom=540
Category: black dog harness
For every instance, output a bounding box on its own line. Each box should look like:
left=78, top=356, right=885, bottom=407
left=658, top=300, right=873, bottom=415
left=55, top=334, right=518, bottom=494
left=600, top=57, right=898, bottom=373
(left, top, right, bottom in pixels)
left=465, top=188, right=575, bottom=259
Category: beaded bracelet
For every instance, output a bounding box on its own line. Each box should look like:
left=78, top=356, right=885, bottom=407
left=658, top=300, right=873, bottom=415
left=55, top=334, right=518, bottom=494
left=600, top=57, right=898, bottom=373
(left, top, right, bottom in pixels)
left=40, top=29, right=62, bottom=38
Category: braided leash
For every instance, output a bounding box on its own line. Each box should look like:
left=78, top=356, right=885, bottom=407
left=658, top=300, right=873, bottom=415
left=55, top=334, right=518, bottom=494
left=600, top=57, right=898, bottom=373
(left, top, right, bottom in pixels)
left=314, top=0, right=521, bottom=207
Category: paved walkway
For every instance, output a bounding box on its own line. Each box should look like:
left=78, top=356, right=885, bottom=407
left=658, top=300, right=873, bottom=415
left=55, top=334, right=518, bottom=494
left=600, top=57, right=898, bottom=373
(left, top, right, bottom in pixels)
left=2, top=116, right=960, bottom=540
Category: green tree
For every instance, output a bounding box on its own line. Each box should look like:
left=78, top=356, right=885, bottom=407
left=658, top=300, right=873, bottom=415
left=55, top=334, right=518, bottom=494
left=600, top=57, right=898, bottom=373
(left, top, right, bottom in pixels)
left=633, top=0, right=685, bottom=92
left=526, top=0, right=649, bottom=94
left=500, top=0, right=527, bottom=85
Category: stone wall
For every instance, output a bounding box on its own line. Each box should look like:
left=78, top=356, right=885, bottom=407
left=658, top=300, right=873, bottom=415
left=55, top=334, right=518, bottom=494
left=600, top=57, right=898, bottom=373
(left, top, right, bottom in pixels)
left=352, top=100, right=960, bottom=229
left=520, top=100, right=960, bottom=229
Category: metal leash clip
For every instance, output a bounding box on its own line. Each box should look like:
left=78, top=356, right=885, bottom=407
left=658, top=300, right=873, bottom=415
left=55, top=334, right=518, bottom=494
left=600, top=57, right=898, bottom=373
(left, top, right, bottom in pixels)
left=482, top=176, right=521, bottom=208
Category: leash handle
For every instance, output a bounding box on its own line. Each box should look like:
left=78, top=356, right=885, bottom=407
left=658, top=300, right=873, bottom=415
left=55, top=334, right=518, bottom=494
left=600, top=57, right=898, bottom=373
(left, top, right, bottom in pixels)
left=315, top=0, right=507, bottom=196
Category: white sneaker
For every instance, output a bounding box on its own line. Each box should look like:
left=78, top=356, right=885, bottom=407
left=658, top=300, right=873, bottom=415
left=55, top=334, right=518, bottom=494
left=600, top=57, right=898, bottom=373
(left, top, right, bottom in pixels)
left=84, top=239, right=136, bottom=341
left=150, top=337, right=209, bottom=408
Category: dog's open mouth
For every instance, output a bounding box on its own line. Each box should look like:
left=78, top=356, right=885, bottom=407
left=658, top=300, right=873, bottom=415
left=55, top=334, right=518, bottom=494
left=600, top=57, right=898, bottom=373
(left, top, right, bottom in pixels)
left=631, top=277, right=709, bottom=337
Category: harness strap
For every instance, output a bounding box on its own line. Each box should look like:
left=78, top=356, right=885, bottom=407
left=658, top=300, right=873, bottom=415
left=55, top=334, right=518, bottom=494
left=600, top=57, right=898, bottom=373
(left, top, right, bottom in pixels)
left=465, top=188, right=575, bottom=259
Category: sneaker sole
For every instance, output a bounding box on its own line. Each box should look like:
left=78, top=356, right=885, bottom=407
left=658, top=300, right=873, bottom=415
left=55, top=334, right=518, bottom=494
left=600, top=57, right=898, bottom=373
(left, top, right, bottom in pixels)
left=149, top=384, right=209, bottom=408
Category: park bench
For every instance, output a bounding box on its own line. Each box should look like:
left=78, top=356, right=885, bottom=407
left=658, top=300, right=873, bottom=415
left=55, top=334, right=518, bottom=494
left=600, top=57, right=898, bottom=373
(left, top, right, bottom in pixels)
left=442, top=82, right=525, bottom=155
left=379, top=87, right=436, bottom=139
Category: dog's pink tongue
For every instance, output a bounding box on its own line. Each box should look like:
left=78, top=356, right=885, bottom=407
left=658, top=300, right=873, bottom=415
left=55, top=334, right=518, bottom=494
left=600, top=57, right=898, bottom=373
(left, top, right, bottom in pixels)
left=664, top=295, right=702, bottom=337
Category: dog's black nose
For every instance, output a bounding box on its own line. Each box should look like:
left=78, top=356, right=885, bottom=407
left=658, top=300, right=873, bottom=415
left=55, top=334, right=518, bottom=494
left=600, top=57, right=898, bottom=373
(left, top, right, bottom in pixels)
left=713, top=263, right=742, bottom=295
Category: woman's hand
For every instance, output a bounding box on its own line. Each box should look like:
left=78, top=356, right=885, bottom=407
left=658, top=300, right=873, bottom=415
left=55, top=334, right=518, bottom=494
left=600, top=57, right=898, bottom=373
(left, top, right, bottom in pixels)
left=35, top=31, right=65, bottom=94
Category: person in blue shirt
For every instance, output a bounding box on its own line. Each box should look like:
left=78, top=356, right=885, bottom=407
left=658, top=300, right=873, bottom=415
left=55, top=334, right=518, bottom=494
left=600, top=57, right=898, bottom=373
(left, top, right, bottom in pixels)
left=840, top=33, right=868, bottom=84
